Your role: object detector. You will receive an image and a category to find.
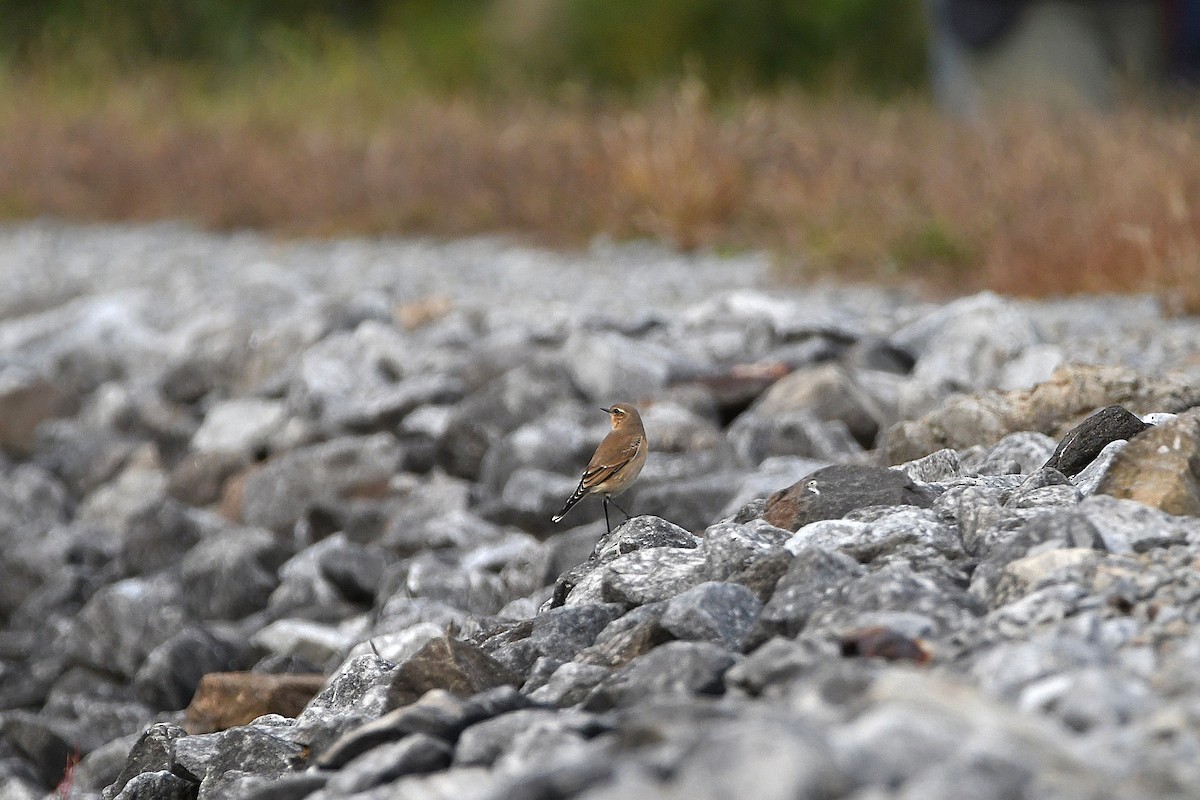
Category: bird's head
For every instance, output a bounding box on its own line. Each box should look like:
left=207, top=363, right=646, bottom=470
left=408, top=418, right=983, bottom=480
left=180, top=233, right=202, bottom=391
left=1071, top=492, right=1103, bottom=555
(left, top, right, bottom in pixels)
left=602, top=403, right=641, bottom=430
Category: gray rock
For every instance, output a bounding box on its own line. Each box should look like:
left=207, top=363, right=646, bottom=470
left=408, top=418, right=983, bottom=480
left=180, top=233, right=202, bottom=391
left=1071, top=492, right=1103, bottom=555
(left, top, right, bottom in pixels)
left=894, top=448, right=962, bottom=483
left=1076, top=494, right=1196, bottom=554
left=191, top=398, right=288, bottom=455
left=112, top=770, right=197, bottom=800
left=659, top=582, right=762, bottom=650
left=1, top=710, right=77, bottom=790
left=786, top=507, right=965, bottom=566
left=719, top=456, right=829, bottom=518
left=1018, top=667, right=1151, bottom=734
left=751, top=362, right=885, bottom=446
left=118, top=498, right=204, bottom=577
left=325, top=733, right=453, bottom=793
left=241, top=434, right=404, bottom=533
left=484, top=466, right=579, bottom=535
left=754, top=545, right=866, bottom=640
left=179, top=526, right=286, bottom=621
left=638, top=401, right=722, bottom=453
left=298, top=655, right=393, bottom=727
left=1072, top=439, right=1128, bottom=496
left=380, top=504, right=499, bottom=556
left=527, top=662, right=613, bottom=707
left=724, top=636, right=838, bottom=696
left=552, top=516, right=698, bottom=607
left=32, top=418, right=139, bottom=497
left=896, top=750, right=1033, bottom=800
left=629, top=471, right=749, bottom=533
left=727, top=409, right=864, bottom=465
left=71, top=732, right=142, bottom=796
left=495, top=603, right=625, bottom=668
left=600, top=548, right=710, bottom=607
left=702, top=518, right=793, bottom=580
left=437, top=362, right=580, bottom=480
left=583, top=641, right=737, bottom=711
left=132, top=626, right=253, bottom=710
left=478, top=416, right=595, bottom=497
left=648, top=714, right=847, bottom=800
left=102, top=722, right=188, bottom=800
left=69, top=575, right=192, bottom=681
left=315, top=686, right=532, bottom=770
left=763, top=464, right=937, bottom=531
left=562, top=330, right=674, bottom=404
left=455, top=708, right=598, bottom=767
left=241, top=773, right=329, bottom=800
left=383, top=637, right=520, bottom=711
left=573, top=603, right=671, bottom=668
left=967, top=431, right=1058, bottom=476
left=998, top=342, right=1064, bottom=390
left=187, top=722, right=301, bottom=800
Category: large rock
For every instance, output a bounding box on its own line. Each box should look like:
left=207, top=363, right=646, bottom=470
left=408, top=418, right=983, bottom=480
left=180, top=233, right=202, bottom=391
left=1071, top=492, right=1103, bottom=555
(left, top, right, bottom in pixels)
left=583, top=641, right=737, bottom=711
left=190, top=398, right=288, bottom=456
left=562, top=330, right=675, bottom=405
left=437, top=362, right=580, bottom=480
left=0, top=367, right=75, bottom=456
left=763, top=464, right=936, bottom=531
left=68, top=576, right=192, bottom=681
left=885, top=363, right=1200, bottom=464
left=184, top=673, right=326, bottom=734
left=749, top=362, right=887, bottom=447
left=1096, top=409, right=1200, bottom=516
left=384, top=637, right=521, bottom=711
left=239, top=434, right=405, bottom=532
left=1043, top=404, right=1152, bottom=477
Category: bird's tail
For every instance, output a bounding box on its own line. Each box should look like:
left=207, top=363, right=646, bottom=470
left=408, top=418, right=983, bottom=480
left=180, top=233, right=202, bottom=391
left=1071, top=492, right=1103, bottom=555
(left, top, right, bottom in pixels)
left=552, top=481, right=589, bottom=523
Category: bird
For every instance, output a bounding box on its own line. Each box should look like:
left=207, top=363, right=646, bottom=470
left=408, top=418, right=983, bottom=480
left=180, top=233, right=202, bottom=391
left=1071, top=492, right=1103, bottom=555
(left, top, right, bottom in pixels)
left=552, top=403, right=648, bottom=533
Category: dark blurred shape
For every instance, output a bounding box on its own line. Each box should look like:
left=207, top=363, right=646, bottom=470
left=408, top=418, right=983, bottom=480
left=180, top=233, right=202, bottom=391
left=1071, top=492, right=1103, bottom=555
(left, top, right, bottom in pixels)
left=926, top=0, right=1200, bottom=112
left=839, top=626, right=931, bottom=664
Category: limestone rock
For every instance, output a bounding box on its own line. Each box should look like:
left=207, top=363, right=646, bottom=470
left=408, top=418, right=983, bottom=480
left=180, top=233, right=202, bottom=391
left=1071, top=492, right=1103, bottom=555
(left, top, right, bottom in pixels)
left=1096, top=409, right=1200, bottom=516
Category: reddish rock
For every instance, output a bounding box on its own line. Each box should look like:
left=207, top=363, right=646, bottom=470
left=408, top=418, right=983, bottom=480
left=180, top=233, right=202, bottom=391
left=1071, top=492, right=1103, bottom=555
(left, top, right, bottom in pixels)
left=185, top=672, right=327, bottom=734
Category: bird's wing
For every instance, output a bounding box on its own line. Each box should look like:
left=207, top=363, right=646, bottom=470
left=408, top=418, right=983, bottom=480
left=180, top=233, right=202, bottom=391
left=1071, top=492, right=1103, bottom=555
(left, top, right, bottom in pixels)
left=581, top=435, right=642, bottom=489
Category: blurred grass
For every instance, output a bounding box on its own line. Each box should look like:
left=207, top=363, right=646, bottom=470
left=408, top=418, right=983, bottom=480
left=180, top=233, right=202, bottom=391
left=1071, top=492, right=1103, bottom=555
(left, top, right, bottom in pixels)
left=0, top=2, right=1197, bottom=309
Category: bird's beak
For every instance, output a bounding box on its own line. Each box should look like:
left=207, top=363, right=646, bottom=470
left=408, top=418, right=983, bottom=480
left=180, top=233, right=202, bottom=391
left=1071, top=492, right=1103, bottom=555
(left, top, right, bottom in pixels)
left=600, top=407, right=612, bottom=414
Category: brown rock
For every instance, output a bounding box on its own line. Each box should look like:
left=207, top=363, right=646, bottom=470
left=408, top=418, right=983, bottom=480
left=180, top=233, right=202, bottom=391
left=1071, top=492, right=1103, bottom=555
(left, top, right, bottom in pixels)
left=168, top=450, right=248, bottom=507
left=575, top=619, right=672, bottom=668
left=885, top=364, right=1200, bottom=464
left=0, top=371, right=74, bottom=456
left=1096, top=409, right=1200, bottom=516
left=185, top=672, right=327, bottom=733
left=839, top=626, right=930, bottom=664
left=384, top=636, right=519, bottom=711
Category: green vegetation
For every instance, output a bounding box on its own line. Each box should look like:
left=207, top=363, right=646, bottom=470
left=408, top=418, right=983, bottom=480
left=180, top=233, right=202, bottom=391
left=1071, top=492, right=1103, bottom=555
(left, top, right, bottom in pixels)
left=0, top=0, right=929, bottom=97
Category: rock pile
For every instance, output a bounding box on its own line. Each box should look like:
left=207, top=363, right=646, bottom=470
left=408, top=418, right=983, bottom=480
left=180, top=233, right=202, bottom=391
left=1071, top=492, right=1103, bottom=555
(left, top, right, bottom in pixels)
left=1, top=222, right=1200, bottom=799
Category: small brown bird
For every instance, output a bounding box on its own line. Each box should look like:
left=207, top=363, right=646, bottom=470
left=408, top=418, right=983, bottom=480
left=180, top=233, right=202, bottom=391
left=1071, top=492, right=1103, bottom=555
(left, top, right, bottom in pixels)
left=553, top=403, right=648, bottom=532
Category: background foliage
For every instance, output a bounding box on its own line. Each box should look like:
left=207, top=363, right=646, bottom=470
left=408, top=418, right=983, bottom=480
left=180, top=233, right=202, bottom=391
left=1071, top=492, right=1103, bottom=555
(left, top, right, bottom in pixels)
left=0, top=0, right=929, bottom=96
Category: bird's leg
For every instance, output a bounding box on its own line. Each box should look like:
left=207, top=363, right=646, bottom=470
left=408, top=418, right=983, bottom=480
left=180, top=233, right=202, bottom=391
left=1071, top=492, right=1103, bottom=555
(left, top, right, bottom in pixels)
left=602, top=497, right=612, bottom=534
left=608, top=497, right=633, bottom=521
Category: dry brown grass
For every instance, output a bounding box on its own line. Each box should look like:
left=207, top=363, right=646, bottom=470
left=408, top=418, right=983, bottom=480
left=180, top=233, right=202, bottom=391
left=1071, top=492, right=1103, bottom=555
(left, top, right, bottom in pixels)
left=2, top=76, right=1199, bottom=310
